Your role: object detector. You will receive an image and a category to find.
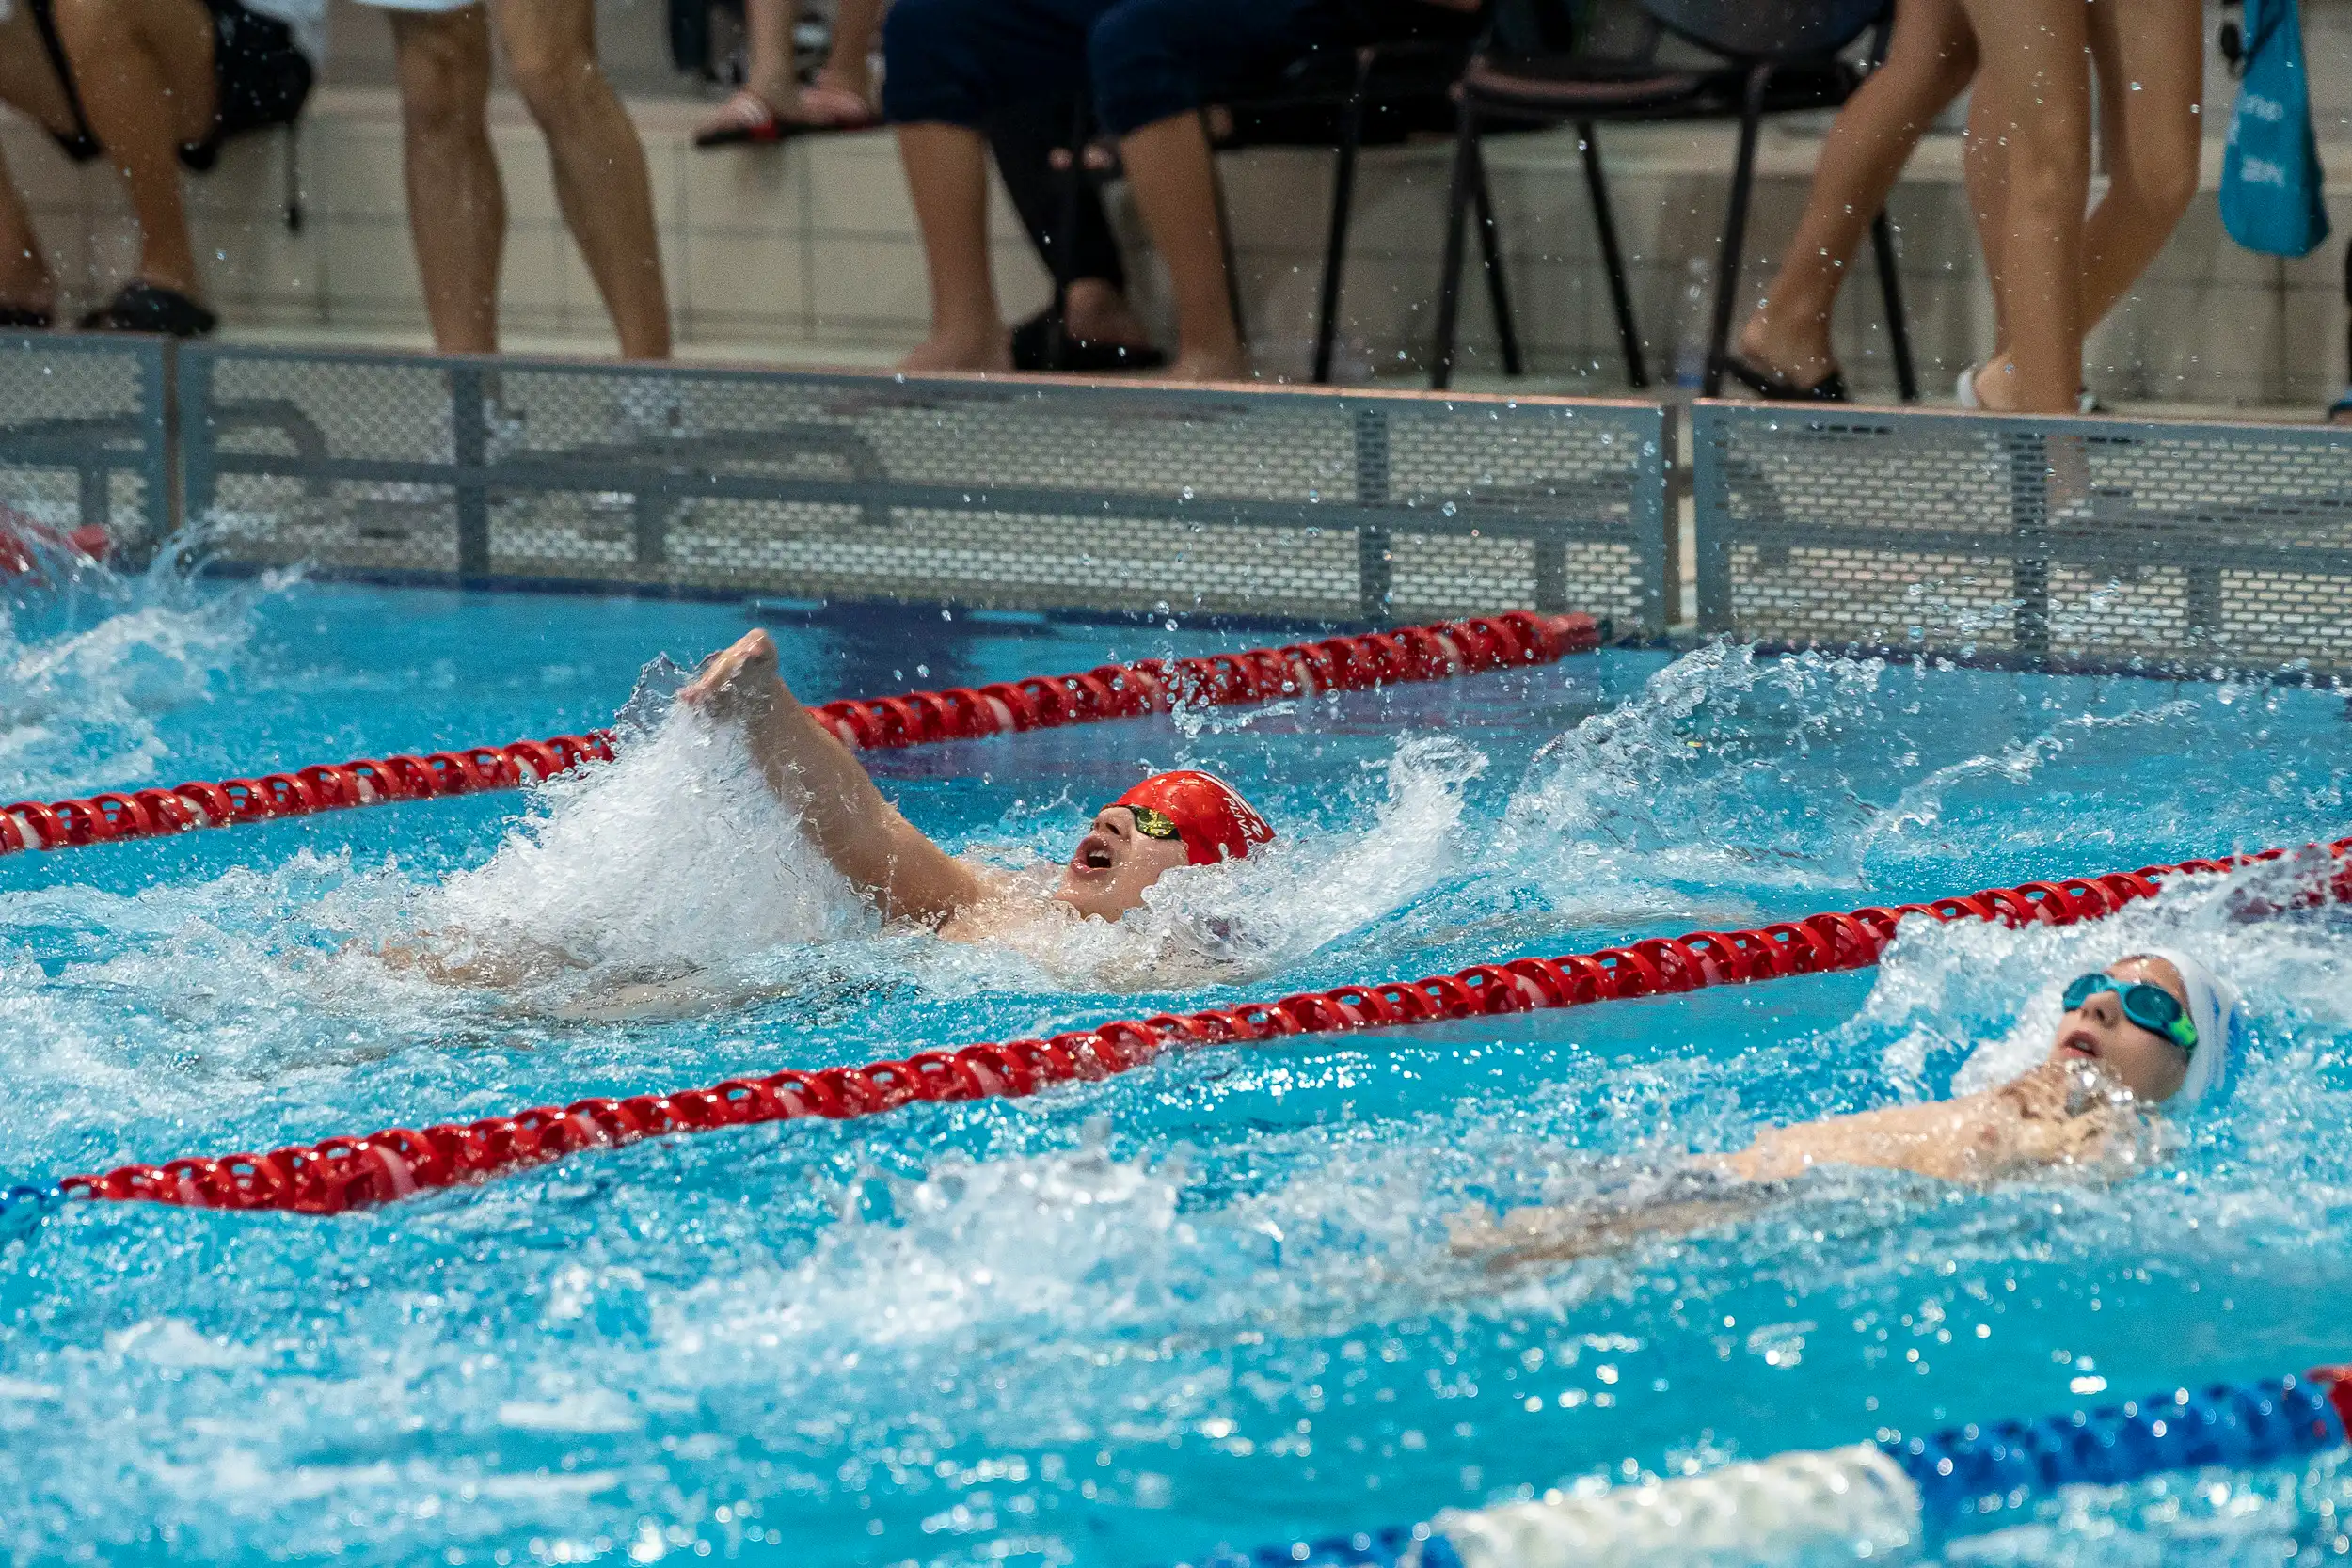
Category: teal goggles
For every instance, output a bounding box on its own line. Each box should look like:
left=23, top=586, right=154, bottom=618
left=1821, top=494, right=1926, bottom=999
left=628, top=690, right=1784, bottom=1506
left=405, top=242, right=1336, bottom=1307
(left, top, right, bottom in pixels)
left=2061, top=972, right=2196, bottom=1053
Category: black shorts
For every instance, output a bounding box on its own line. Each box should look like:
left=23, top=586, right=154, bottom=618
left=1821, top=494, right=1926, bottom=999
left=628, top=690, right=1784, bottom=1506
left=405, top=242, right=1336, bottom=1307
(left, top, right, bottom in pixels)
left=179, top=0, right=315, bottom=172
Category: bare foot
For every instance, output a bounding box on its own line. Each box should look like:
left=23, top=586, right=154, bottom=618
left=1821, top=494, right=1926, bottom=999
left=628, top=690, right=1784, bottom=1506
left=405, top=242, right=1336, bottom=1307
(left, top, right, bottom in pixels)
left=1735, top=308, right=1836, bottom=388
left=1971, top=355, right=2022, bottom=413
left=1061, top=279, right=1153, bottom=353
left=900, top=328, right=1013, bottom=374
left=679, top=628, right=788, bottom=721
left=1158, top=348, right=1248, bottom=384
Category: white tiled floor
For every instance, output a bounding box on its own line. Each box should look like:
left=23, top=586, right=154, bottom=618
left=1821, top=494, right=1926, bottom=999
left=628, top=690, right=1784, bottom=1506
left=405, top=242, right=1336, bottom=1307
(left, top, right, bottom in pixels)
left=8, top=86, right=2352, bottom=411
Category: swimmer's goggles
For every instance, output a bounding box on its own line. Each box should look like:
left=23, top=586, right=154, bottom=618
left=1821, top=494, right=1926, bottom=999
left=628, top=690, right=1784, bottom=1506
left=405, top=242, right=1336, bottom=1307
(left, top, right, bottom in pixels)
left=2061, top=972, right=2197, bottom=1052
left=1123, top=804, right=1183, bottom=842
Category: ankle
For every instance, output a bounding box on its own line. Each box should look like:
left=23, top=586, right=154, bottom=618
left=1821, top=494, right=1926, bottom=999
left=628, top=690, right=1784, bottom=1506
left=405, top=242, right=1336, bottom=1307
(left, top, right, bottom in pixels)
left=1061, top=280, right=1144, bottom=342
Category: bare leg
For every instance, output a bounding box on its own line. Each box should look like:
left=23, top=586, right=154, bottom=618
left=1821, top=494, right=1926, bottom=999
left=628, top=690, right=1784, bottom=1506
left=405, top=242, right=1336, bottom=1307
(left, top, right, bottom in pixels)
left=496, top=0, right=672, bottom=359
left=0, top=146, right=47, bottom=317
left=819, top=0, right=886, bottom=104
left=739, top=0, right=800, bottom=110
left=1953, top=0, right=2090, bottom=413
left=897, top=121, right=1012, bottom=371
left=50, top=0, right=215, bottom=296
left=1979, top=0, right=2201, bottom=394
left=1740, top=0, right=1977, bottom=387
left=389, top=8, right=502, bottom=354
left=2077, top=0, right=2201, bottom=328
left=0, top=10, right=79, bottom=316
left=1118, top=110, right=1246, bottom=381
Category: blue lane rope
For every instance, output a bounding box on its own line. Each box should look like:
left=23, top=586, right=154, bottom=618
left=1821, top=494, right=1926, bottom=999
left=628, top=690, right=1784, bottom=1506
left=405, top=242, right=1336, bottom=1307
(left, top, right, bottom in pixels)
left=1883, top=1373, right=2346, bottom=1523
left=1153, top=1370, right=2349, bottom=1568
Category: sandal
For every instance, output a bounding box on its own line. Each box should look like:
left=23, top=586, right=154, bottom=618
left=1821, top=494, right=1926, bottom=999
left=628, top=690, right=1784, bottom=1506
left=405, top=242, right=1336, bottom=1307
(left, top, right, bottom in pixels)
left=1961, top=363, right=2105, bottom=414
left=0, top=305, right=52, bottom=330
left=693, top=84, right=880, bottom=148
left=1010, top=307, right=1167, bottom=373
left=78, top=279, right=215, bottom=338
left=1722, top=350, right=1846, bottom=403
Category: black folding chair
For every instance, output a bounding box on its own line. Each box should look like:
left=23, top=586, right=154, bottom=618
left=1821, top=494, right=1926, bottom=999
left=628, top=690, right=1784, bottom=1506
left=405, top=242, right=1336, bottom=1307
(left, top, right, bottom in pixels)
left=1430, top=0, right=1917, bottom=399
left=1042, top=20, right=1503, bottom=382
left=1210, top=32, right=1499, bottom=382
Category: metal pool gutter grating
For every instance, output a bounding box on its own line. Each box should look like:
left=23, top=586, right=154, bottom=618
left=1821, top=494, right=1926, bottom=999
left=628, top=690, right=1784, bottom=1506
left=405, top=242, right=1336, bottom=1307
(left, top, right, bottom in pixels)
left=1692, top=400, right=2352, bottom=683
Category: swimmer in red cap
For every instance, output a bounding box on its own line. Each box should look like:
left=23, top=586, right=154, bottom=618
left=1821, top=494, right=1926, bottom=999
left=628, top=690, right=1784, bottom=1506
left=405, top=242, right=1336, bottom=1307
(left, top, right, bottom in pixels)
left=679, top=630, right=1272, bottom=934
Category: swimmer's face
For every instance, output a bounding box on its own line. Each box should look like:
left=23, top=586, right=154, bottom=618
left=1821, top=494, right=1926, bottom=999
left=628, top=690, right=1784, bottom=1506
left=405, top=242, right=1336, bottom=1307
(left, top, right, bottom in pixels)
left=2047, top=957, right=2193, bottom=1103
left=1052, top=806, right=1192, bottom=923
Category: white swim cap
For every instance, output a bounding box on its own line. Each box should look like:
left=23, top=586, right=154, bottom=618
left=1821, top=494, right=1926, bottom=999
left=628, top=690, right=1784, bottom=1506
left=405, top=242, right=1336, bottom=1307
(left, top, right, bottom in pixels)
left=2138, top=947, right=2244, bottom=1108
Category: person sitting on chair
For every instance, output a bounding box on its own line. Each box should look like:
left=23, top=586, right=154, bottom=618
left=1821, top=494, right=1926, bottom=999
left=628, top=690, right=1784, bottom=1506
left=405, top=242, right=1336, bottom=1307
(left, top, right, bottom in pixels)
left=0, top=0, right=323, bottom=335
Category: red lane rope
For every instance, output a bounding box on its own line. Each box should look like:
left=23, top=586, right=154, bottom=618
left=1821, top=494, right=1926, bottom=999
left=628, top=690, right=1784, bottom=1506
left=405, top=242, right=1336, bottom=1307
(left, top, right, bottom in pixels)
left=1, top=610, right=1595, bottom=856
left=60, top=835, right=2351, bottom=1217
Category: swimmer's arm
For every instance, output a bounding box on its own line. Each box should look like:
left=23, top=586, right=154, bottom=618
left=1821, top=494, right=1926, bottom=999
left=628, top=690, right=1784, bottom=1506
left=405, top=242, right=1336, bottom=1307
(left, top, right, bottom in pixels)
left=1724, top=1068, right=2130, bottom=1186
left=684, top=632, right=993, bottom=924
left=1448, top=1188, right=1777, bottom=1269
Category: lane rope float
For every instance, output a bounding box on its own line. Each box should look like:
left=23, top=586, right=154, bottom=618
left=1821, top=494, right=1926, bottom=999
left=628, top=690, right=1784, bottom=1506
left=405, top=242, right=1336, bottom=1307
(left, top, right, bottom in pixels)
left=0, top=610, right=1596, bottom=855
left=23, top=835, right=2346, bottom=1221
left=1154, top=1365, right=2352, bottom=1568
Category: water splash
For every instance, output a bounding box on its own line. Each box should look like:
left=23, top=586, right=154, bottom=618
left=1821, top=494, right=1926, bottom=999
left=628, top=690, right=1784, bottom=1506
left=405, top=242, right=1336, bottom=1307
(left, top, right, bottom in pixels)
left=0, top=534, right=289, bottom=799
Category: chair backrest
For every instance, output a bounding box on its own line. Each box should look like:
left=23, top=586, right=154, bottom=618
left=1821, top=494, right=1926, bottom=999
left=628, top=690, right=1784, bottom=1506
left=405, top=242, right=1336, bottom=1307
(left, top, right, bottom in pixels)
left=1634, top=0, right=1887, bottom=61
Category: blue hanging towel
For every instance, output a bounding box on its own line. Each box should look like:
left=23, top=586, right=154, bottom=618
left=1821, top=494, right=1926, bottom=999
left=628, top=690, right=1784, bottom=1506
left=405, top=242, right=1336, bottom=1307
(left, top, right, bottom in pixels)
left=2220, top=0, right=2330, bottom=258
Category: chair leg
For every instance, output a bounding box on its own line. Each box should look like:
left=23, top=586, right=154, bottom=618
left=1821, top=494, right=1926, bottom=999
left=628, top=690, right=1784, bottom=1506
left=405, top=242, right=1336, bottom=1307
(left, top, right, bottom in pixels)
left=1045, top=97, right=1093, bottom=371
left=1469, top=139, right=1522, bottom=377
left=1579, top=120, right=1646, bottom=389
left=1869, top=208, right=1917, bottom=403
left=1431, top=100, right=1481, bottom=391
left=1312, top=53, right=1371, bottom=384
left=1701, top=66, right=1770, bottom=400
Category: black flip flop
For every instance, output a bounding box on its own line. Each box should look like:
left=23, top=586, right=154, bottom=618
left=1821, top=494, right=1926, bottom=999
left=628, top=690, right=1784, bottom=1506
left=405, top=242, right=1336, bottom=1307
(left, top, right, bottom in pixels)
left=0, top=306, right=52, bottom=330
left=1010, top=308, right=1167, bottom=373
left=1722, top=351, right=1847, bottom=403
left=79, top=280, right=216, bottom=338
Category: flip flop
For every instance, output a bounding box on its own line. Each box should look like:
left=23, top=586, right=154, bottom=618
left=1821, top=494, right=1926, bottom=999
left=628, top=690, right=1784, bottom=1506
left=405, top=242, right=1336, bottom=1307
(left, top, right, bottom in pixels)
left=1721, top=350, right=1846, bottom=403
left=692, top=85, right=880, bottom=148
left=78, top=280, right=215, bottom=338
left=0, top=305, right=52, bottom=330
left=2328, top=388, right=2352, bottom=424
left=1010, top=308, right=1167, bottom=373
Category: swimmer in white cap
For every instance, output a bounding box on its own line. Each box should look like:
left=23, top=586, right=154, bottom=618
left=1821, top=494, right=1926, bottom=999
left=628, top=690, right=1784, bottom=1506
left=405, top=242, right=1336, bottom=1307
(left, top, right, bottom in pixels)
left=1454, top=951, right=2242, bottom=1267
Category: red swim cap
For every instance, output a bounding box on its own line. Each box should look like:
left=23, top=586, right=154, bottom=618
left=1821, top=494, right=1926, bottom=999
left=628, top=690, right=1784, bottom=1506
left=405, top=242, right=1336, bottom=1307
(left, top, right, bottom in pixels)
left=1111, top=770, right=1274, bottom=866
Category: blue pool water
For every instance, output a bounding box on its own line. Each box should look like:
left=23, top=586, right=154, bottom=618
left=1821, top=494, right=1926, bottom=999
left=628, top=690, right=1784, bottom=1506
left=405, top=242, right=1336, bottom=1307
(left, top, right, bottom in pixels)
left=3, top=559, right=2351, bottom=1566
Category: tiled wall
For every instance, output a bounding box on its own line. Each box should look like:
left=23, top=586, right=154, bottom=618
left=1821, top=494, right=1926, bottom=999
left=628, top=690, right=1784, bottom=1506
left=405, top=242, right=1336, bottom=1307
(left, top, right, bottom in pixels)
left=7, top=85, right=2346, bottom=406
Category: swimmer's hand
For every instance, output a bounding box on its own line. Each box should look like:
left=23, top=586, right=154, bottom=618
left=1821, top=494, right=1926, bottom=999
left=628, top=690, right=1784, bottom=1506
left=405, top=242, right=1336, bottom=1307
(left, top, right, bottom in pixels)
left=679, top=628, right=794, bottom=723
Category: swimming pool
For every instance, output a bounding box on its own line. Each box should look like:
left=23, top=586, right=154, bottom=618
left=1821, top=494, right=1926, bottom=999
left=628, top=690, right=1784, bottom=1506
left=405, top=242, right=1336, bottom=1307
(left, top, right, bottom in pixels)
left=4, top=561, right=2351, bottom=1567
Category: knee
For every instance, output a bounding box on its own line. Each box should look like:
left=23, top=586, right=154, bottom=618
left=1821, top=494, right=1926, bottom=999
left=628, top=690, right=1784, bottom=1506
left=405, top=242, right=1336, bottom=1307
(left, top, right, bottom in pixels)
left=880, top=0, right=988, bottom=125
left=503, top=32, right=605, bottom=126
left=2008, top=105, right=2092, bottom=195
left=393, top=15, right=490, bottom=132
left=1087, top=1, right=1191, bottom=136
left=2119, top=130, right=2201, bottom=224
left=46, top=0, right=114, bottom=56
